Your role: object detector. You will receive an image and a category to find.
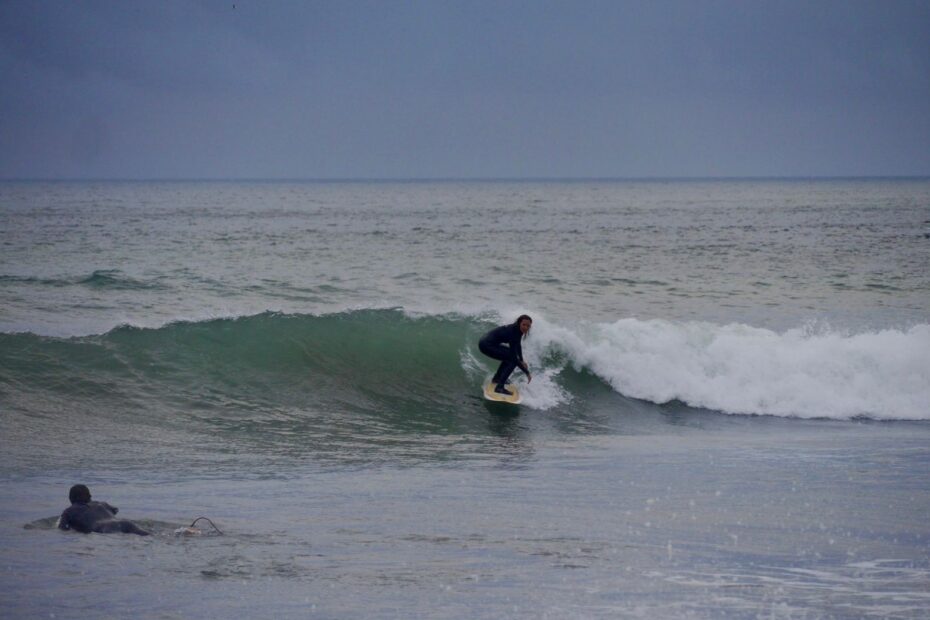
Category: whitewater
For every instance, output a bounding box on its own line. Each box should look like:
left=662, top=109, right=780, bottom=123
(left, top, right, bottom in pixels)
left=2, top=179, right=929, bottom=618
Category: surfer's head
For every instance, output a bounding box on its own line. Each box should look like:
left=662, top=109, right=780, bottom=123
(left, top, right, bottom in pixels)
left=69, top=484, right=91, bottom=505
left=514, top=314, right=533, bottom=337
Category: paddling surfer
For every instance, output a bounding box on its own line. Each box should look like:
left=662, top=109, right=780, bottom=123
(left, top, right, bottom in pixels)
left=58, top=484, right=150, bottom=536
left=479, top=315, right=532, bottom=395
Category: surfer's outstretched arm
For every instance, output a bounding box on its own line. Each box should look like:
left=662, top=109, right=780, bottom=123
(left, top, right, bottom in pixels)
left=96, top=520, right=150, bottom=536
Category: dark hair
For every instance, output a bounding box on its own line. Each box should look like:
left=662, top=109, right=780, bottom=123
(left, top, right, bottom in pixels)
left=513, top=314, right=533, bottom=339
left=69, top=484, right=91, bottom=504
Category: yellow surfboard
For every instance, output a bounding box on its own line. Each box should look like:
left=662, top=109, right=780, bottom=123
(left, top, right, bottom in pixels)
left=483, top=382, right=522, bottom=404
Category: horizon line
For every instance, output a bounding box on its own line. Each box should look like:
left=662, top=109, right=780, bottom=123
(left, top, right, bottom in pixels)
left=1, top=174, right=929, bottom=183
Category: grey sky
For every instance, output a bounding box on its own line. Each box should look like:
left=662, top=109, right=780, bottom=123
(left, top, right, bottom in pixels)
left=1, top=0, right=928, bottom=179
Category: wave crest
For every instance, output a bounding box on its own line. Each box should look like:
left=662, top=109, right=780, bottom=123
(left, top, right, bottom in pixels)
left=532, top=317, right=930, bottom=420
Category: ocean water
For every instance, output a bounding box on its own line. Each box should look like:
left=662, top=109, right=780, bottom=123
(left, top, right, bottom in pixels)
left=1, top=179, right=929, bottom=618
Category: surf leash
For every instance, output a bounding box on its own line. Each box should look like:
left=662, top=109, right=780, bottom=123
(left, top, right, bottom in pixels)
left=174, top=516, right=224, bottom=536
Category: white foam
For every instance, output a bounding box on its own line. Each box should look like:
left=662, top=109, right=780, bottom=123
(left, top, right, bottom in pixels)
left=518, top=367, right=572, bottom=411
left=530, top=317, right=930, bottom=420
left=462, top=341, right=570, bottom=411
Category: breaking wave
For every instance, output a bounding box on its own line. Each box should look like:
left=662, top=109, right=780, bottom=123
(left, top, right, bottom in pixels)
left=1, top=309, right=928, bottom=421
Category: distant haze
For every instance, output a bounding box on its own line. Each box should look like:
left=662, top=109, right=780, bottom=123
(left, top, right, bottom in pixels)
left=1, top=0, right=928, bottom=180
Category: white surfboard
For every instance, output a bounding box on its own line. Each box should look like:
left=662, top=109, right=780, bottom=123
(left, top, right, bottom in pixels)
left=483, top=381, right=522, bottom=404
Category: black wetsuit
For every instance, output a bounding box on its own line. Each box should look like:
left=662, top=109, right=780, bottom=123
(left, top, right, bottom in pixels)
left=479, top=324, right=526, bottom=385
left=58, top=500, right=150, bottom=536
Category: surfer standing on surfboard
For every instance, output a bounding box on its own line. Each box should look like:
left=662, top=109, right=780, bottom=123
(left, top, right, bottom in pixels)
left=479, top=315, right=533, bottom=395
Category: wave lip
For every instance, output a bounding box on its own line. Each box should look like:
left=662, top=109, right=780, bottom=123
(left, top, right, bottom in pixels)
left=537, top=318, right=930, bottom=420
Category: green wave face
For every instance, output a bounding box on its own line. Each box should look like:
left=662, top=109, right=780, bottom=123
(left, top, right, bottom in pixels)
left=4, top=309, right=660, bottom=471
left=1, top=311, right=552, bottom=463
left=2, top=309, right=485, bottom=414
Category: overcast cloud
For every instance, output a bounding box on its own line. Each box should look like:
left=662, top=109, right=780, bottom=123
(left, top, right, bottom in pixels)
left=1, top=0, right=928, bottom=179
